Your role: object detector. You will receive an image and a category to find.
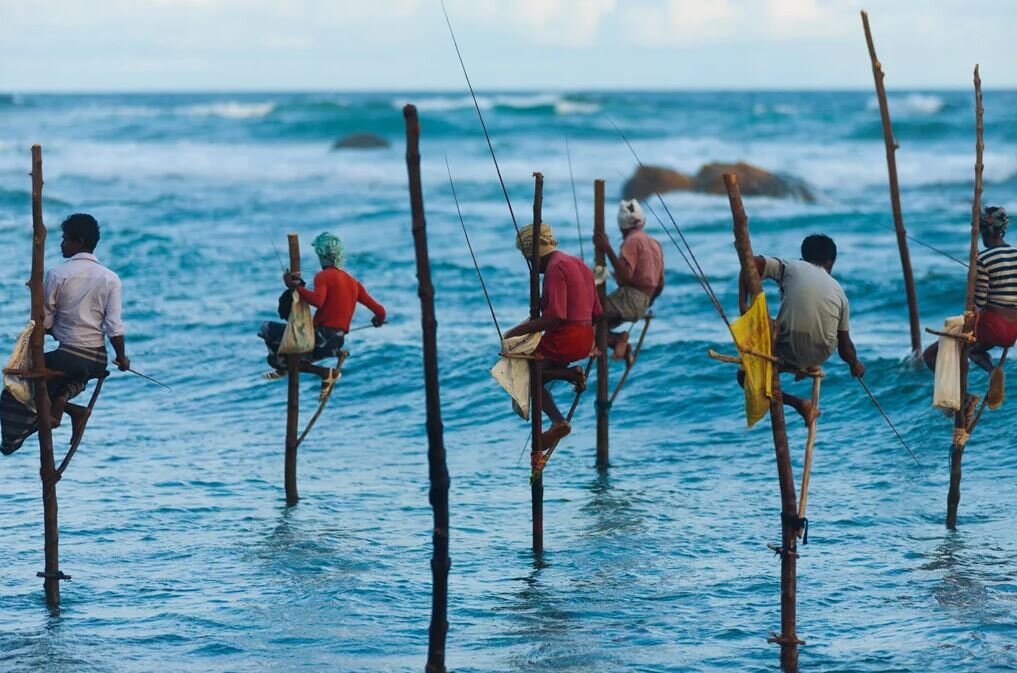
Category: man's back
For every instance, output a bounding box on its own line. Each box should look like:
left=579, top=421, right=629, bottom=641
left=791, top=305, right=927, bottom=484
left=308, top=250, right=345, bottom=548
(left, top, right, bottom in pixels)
left=976, top=243, right=1017, bottom=310
left=44, top=252, right=124, bottom=349
left=619, top=229, right=663, bottom=297
left=763, top=257, right=849, bottom=368
left=542, top=251, right=601, bottom=324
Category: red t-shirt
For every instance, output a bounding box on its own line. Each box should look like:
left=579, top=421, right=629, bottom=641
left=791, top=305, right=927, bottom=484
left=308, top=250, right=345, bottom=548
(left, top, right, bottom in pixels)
left=541, top=251, right=602, bottom=324
left=297, top=267, right=385, bottom=332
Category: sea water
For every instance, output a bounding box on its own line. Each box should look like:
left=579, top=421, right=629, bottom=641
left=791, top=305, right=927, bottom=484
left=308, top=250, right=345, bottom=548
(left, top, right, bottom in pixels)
left=0, top=91, right=1016, bottom=672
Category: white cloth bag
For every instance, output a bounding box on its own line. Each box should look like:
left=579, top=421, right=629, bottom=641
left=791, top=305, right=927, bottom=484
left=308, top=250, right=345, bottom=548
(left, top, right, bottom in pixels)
left=490, top=333, right=542, bottom=420
left=3, top=321, right=36, bottom=411
left=933, top=315, right=966, bottom=414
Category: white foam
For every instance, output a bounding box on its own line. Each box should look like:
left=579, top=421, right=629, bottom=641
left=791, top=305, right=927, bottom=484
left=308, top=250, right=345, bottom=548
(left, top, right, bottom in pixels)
left=175, top=102, right=276, bottom=120
left=866, top=93, right=945, bottom=116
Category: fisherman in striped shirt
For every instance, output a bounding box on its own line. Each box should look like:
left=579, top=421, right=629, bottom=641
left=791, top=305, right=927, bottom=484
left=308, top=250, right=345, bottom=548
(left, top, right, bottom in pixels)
left=923, top=206, right=1017, bottom=376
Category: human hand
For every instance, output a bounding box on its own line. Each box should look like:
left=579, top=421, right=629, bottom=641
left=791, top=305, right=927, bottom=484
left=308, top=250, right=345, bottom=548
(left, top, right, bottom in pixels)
left=372, top=314, right=385, bottom=328
left=850, top=360, right=865, bottom=378
left=283, top=271, right=302, bottom=289
left=593, top=231, right=610, bottom=252
left=115, top=355, right=131, bottom=372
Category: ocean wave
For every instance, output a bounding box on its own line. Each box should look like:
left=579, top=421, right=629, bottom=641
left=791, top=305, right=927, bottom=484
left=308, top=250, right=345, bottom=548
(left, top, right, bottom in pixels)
left=174, top=102, right=276, bottom=119
left=394, top=93, right=599, bottom=115
left=866, top=93, right=946, bottom=116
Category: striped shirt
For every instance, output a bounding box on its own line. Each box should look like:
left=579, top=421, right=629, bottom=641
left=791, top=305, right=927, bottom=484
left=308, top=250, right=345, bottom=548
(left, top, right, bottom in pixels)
left=975, top=244, right=1017, bottom=309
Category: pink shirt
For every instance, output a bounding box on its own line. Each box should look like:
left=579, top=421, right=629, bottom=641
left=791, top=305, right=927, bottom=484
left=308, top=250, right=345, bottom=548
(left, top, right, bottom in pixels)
left=541, top=251, right=602, bottom=324
left=620, top=229, right=664, bottom=297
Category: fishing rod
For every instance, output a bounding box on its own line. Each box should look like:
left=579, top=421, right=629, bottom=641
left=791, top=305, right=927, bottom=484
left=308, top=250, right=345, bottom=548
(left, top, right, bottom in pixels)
left=564, top=133, right=584, bottom=262
left=446, top=155, right=503, bottom=342
left=856, top=377, right=926, bottom=475
left=604, top=115, right=730, bottom=328
left=126, top=367, right=172, bottom=392
left=348, top=321, right=386, bottom=333
left=440, top=0, right=526, bottom=269
left=907, top=234, right=969, bottom=269
left=269, top=237, right=286, bottom=272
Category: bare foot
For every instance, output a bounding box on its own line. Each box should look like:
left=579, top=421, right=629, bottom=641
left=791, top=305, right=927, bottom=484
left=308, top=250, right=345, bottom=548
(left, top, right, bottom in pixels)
left=988, top=368, right=1005, bottom=410
left=67, top=406, right=91, bottom=447
left=624, top=343, right=635, bottom=368
left=612, top=331, right=629, bottom=360
left=797, top=401, right=822, bottom=427
left=570, top=366, right=586, bottom=393
left=540, top=421, right=571, bottom=452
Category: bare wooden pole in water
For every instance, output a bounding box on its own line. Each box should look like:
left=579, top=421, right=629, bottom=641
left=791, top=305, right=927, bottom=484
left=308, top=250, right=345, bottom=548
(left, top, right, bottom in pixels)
left=530, top=172, right=544, bottom=556
left=861, top=10, right=922, bottom=356
left=725, top=174, right=800, bottom=671
left=946, top=65, right=983, bottom=530
left=30, top=145, right=62, bottom=607
left=285, top=233, right=301, bottom=506
left=403, top=104, right=451, bottom=673
left=593, top=179, right=609, bottom=469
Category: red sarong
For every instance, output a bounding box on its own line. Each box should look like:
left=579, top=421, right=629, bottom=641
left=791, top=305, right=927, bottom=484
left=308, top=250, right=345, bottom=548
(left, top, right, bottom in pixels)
left=537, top=323, right=594, bottom=364
left=976, top=308, right=1017, bottom=348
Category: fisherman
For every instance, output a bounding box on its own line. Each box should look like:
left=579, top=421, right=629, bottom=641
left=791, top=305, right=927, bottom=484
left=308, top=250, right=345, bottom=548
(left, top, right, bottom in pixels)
left=504, top=223, right=601, bottom=450
left=260, top=232, right=385, bottom=398
left=922, top=206, right=1017, bottom=382
left=740, top=234, right=865, bottom=423
left=593, top=199, right=664, bottom=363
left=1, top=214, right=129, bottom=455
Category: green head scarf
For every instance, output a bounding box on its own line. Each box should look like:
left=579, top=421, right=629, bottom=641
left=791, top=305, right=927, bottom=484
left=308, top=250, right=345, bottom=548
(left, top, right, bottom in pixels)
left=312, top=231, right=345, bottom=267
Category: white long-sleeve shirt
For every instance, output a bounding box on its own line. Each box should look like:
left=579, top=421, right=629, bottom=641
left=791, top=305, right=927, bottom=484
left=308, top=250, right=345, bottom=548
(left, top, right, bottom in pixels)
left=43, top=252, right=125, bottom=349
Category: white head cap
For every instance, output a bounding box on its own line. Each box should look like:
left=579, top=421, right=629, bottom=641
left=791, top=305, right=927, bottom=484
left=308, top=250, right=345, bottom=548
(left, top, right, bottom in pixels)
left=617, top=199, right=645, bottom=231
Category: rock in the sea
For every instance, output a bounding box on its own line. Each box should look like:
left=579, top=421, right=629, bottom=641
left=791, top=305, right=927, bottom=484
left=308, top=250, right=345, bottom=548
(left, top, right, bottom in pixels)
left=621, top=165, right=695, bottom=201
left=693, top=162, right=816, bottom=202
left=332, top=133, right=390, bottom=150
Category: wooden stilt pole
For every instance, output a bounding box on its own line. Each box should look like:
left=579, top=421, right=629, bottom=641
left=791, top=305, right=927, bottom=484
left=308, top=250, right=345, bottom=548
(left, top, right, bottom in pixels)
left=285, top=233, right=301, bottom=507
left=946, top=65, right=983, bottom=530
left=530, top=172, right=544, bottom=556
left=29, top=145, right=62, bottom=608
left=593, top=179, right=609, bottom=469
left=861, top=11, right=922, bottom=356
left=403, top=104, right=451, bottom=673
left=725, top=174, right=801, bottom=671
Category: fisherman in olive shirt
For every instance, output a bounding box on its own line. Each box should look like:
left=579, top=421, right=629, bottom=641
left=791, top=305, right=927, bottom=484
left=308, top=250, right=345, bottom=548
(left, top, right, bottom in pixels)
left=739, top=234, right=865, bottom=424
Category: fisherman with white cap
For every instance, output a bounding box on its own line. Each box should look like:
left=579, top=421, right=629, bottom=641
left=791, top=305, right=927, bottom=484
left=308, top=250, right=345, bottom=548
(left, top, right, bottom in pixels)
left=593, top=199, right=665, bottom=363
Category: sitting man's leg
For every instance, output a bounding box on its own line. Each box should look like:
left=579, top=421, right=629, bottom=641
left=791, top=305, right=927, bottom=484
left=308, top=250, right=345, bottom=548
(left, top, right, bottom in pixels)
left=922, top=341, right=939, bottom=371
left=540, top=386, right=571, bottom=451
left=968, top=341, right=995, bottom=373
left=542, top=359, right=586, bottom=392
left=259, top=321, right=288, bottom=378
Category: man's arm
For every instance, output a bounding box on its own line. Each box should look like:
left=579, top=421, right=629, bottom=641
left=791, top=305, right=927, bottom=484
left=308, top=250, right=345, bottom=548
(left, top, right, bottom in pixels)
left=357, top=283, right=387, bottom=327
left=103, top=278, right=129, bottom=371
left=837, top=330, right=865, bottom=378
left=738, top=256, right=768, bottom=314
left=593, top=232, right=631, bottom=286
left=504, top=315, right=566, bottom=339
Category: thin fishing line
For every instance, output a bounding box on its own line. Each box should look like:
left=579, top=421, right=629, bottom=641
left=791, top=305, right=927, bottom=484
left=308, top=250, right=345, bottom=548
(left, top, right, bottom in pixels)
left=565, top=133, right=584, bottom=262
left=269, top=237, right=286, bottom=272
left=907, top=234, right=969, bottom=268
left=445, top=155, right=504, bottom=342
left=605, top=115, right=730, bottom=327
left=857, top=377, right=927, bottom=475
left=440, top=0, right=527, bottom=270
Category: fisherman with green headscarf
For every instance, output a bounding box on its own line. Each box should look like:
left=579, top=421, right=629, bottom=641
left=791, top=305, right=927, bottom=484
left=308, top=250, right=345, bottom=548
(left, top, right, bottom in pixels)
left=260, top=231, right=386, bottom=396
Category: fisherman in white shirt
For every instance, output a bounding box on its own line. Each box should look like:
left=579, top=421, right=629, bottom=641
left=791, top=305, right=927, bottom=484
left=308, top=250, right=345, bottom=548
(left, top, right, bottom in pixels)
left=1, top=214, right=130, bottom=455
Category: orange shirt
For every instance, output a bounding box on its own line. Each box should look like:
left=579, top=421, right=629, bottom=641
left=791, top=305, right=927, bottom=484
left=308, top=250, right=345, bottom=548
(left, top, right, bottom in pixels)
left=296, top=267, right=385, bottom=332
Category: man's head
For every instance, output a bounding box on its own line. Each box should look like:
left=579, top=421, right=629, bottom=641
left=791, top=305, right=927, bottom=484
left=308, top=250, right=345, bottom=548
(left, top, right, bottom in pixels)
left=980, top=206, right=1008, bottom=246
left=801, top=234, right=837, bottom=271
left=617, top=199, right=645, bottom=234
left=60, top=213, right=100, bottom=258
left=516, top=223, right=558, bottom=271
left=312, top=231, right=344, bottom=268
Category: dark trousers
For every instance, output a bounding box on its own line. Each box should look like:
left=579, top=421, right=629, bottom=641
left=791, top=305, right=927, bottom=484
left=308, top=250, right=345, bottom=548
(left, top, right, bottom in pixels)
left=258, top=322, right=345, bottom=371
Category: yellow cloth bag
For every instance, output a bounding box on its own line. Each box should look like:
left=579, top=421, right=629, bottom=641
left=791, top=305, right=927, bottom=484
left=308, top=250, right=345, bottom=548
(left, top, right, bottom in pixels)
left=730, top=293, right=773, bottom=427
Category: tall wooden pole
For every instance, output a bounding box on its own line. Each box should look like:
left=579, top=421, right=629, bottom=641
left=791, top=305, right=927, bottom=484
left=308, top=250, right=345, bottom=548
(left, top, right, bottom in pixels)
left=403, top=104, right=451, bottom=673
left=861, top=10, right=922, bottom=356
left=30, top=145, right=62, bottom=608
left=530, top=173, right=544, bottom=556
left=725, top=174, right=800, bottom=671
left=593, top=179, right=609, bottom=469
left=946, top=65, right=983, bottom=529
left=285, top=233, right=301, bottom=506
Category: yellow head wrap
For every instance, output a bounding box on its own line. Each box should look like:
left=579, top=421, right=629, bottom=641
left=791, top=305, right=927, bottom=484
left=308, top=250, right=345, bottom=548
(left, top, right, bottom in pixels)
left=515, top=223, right=558, bottom=259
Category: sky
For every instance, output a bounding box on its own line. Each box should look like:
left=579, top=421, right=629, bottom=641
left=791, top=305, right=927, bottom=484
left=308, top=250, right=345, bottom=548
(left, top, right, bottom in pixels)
left=0, top=0, right=1013, bottom=91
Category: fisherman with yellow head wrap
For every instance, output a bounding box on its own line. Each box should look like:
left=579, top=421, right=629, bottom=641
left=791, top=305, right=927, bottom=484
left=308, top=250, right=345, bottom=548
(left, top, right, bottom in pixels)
left=505, top=223, right=602, bottom=450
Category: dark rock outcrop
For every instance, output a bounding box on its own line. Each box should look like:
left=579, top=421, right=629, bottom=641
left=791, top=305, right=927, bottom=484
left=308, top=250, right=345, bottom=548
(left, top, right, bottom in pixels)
left=332, top=133, right=390, bottom=150
left=622, top=165, right=695, bottom=201
left=692, top=162, right=816, bottom=202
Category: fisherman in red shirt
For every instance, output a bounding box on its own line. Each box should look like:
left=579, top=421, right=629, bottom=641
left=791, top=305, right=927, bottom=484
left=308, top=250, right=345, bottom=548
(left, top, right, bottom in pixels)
left=260, top=232, right=385, bottom=397
left=504, top=222, right=601, bottom=451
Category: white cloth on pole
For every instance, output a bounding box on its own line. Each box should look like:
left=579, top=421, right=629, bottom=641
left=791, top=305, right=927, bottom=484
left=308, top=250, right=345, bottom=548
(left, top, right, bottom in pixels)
left=933, top=315, right=966, bottom=414
left=3, top=321, right=36, bottom=410
left=490, top=333, right=542, bottom=420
